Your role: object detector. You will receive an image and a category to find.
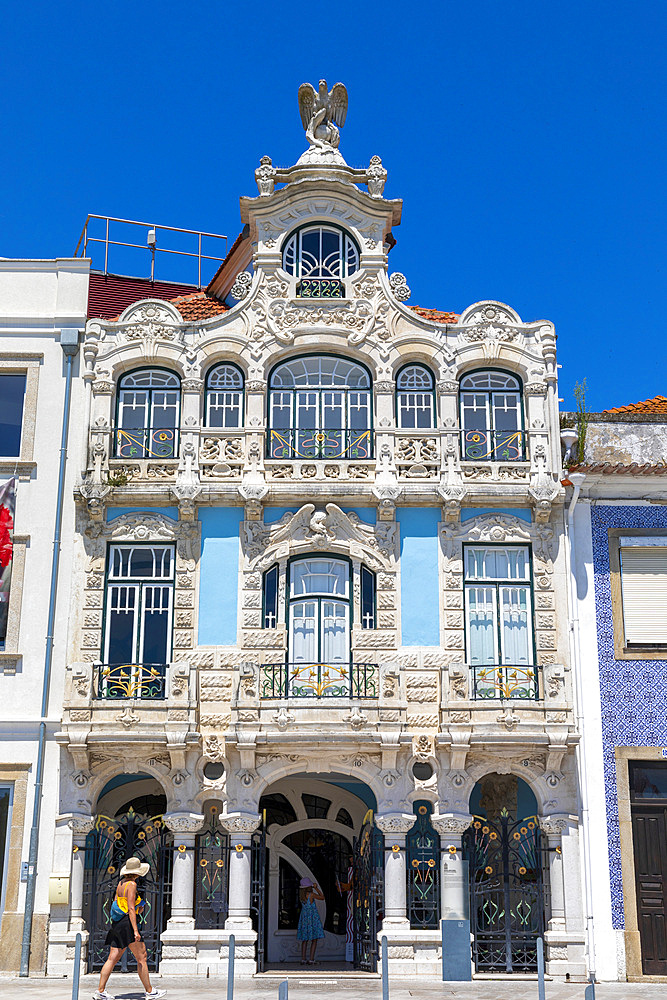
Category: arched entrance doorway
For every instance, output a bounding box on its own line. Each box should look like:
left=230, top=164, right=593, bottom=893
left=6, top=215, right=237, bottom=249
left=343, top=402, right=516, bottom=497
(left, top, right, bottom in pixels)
left=259, top=774, right=377, bottom=968
left=84, top=773, right=172, bottom=973
left=463, top=773, right=546, bottom=974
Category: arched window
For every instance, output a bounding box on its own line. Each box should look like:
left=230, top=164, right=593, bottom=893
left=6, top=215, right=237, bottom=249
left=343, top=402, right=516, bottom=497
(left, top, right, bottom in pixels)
left=115, top=368, right=180, bottom=459
left=268, top=355, right=372, bottom=460
left=283, top=225, right=359, bottom=298
left=205, top=363, right=244, bottom=427
left=459, top=370, right=524, bottom=462
left=396, top=364, right=435, bottom=428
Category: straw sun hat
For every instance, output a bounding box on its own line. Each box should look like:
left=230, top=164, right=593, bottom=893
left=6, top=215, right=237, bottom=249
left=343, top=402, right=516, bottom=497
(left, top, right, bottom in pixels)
left=120, top=857, right=150, bottom=878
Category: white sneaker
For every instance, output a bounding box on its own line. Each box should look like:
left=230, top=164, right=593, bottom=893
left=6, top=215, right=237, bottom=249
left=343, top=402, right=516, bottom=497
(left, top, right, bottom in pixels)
left=145, top=991, right=167, bottom=1000
left=92, top=992, right=115, bottom=1000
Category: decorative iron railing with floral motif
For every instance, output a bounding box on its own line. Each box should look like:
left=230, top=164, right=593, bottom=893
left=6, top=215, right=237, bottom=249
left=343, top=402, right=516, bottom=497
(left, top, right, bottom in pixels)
left=460, top=428, right=525, bottom=462
left=114, top=426, right=179, bottom=459
left=95, top=662, right=167, bottom=700
left=260, top=661, right=378, bottom=699
left=470, top=664, right=540, bottom=701
left=268, top=428, right=372, bottom=460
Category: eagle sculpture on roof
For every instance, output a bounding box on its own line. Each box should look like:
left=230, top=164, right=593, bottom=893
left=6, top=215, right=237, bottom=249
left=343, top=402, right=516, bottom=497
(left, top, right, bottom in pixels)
left=298, top=80, right=348, bottom=151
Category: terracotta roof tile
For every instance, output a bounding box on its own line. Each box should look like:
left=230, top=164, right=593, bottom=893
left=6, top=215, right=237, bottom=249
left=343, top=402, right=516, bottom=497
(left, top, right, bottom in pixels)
left=569, top=462, right=667, bottom=475
left=169, top=291, right=229, bottom=320
left=409, top=305, right=459, bottom=324
left=602, top=395, right=667, bottom=415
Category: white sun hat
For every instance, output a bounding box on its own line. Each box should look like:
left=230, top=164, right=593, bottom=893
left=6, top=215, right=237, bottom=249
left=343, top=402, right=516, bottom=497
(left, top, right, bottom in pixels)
left=119, top=856, right=150, bottom=878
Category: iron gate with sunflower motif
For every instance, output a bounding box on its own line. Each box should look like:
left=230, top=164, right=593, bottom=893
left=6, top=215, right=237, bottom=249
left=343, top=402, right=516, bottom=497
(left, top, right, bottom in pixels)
left=406, top=802, right=440, bottom=928
left=83, top=809, right=173, bottom=972
left=194, top=805, right=230, bottom=928
left=353, top=810, right=385, bottom=971
left=463, top=809, right=545, bottom=973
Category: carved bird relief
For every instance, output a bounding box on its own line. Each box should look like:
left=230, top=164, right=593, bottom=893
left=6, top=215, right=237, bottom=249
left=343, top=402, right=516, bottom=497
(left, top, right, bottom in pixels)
left=298, top=80, right=348, bottom=150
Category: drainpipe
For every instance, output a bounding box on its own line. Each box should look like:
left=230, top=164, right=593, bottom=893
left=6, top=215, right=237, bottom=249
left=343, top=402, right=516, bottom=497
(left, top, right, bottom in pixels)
left=20, top=328, right=80, bottom=976
left=564, top=471, right=597, bottom=984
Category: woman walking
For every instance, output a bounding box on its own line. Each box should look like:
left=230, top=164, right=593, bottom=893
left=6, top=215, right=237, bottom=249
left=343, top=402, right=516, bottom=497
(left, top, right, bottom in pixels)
left=93, top=856, right=166, bottom=1000
left=297, top=877, right=325, bottom=965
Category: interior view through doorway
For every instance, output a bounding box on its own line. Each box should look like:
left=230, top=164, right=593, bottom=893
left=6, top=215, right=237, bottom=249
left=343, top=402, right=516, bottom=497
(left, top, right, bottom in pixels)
left=259, top=773, right=377, bottom=970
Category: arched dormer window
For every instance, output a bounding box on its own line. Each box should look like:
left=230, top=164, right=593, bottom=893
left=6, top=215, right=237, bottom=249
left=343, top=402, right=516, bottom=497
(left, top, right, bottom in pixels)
left=283, top=225, right=359, bottom=299
left=268, top=355, right=372, bottom=460
left=459, top=370, right=524, bottom=462
left=396, top=364, right=435, bottom=428
left=115, top=368, right=180, bottom=459
left=205, top=363, right=244, bottom=428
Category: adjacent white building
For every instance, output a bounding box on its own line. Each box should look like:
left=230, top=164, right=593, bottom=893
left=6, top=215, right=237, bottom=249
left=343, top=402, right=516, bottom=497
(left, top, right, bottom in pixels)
left=0, top=258, right=89, bottom=972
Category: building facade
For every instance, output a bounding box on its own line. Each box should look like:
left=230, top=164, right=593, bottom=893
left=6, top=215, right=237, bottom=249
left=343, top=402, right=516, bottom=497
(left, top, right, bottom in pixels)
left=47, top=93, right=588, bottom=980
left=0, top=257, right=90, bottom=972
left=566, top=398, right=667, bottom=983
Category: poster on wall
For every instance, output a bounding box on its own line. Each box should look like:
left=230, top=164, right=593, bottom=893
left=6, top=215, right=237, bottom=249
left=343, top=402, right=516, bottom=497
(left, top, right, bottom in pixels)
left=0, top=477, right=15, bottom=643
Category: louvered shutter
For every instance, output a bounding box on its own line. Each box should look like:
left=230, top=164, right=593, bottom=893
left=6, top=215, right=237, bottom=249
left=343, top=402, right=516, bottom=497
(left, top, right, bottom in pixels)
left=619, top=540, right=667, bottom=644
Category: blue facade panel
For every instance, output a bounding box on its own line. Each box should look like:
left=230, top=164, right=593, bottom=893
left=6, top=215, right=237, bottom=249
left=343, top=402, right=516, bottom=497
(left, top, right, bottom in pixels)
left=198, top=507, right=244, bottom=646
left=591, top=504, right=667, bottom=928
left=396, top=508, right=441, bottom=646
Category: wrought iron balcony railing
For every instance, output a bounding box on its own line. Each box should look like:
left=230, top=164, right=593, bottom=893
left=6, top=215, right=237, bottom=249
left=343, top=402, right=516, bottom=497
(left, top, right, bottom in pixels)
left=296, top=277, right=344, bottom=298
left=95, top=663, right=167, bottom=700
left=460, top=428, right=526, bottom=462
left=470, top=664, right=540, bottom=701
left=114, top=427, right=179, bottom=460
left=260, top=661, right=379, bottom=699
left=268, top=428, right=372, bottom=460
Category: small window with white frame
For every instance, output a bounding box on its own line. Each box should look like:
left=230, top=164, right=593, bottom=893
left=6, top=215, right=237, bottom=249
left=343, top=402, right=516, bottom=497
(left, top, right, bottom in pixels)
left=205, top=363, right=244, bottom=428
left=101, top=544, right=175, bottom=699
left=619, top=537, right=667, bottom=649
left=464, top=545, right=537, bottom=699
left=396, top=364, right=435, bottom=428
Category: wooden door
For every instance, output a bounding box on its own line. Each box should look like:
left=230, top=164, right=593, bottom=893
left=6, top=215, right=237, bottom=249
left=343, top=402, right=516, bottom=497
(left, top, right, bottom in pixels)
left=631, top=805, right=667, bottom=974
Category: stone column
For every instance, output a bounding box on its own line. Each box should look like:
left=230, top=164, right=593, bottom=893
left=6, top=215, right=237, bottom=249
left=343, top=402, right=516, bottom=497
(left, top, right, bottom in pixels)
left=164, top=813, right=206, bottom=928
left=220, top=812, right=262, bottom=929
left=540, top=816, right=566, bottom=930
left=375, top=813, right=416, bottom=927
left=431, top=813, right=472, bottom=919
left=68, top=815, right=95, bottom=930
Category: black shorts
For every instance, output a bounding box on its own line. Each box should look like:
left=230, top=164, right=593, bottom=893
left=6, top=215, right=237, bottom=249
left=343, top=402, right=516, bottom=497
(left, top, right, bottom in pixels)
left=104, top=914, right=141, bottom=950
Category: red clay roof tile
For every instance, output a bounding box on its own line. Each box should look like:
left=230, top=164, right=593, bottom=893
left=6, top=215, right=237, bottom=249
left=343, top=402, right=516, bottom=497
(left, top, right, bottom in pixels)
left=602, top=395, right=667, bottom=415
left=409, top=305, right=459, bottom=324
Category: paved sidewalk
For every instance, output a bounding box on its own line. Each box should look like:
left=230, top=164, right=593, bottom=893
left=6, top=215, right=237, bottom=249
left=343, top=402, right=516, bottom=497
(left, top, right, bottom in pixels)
left=0, top=976, right=665, bottom=1000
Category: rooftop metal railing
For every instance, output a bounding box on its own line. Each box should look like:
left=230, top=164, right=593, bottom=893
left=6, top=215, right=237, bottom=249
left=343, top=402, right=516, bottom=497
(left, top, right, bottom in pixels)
left=74, top=215, right=228, bottom=287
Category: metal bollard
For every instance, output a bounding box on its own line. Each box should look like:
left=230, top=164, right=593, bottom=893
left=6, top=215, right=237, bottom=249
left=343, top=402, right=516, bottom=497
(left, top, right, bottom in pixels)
left=227, top=934, right=235, bottom=1000
left=71, top=932, right=82, bottom=1000
left=585, top=976, right=596, bottom=1000
left=537, top=937, right=545, bottom=1000
left=381, top=934, right=389, bottom=1000
left=278, top=979, right=288, bottom=1000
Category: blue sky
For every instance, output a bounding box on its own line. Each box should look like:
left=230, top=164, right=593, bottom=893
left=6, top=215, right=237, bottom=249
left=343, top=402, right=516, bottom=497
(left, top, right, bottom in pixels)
left=3, top=1, right=666, bottom=411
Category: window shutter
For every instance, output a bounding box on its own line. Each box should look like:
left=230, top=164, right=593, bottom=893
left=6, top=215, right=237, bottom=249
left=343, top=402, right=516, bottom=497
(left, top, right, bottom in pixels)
left=620, top=545, right=667, bottom=644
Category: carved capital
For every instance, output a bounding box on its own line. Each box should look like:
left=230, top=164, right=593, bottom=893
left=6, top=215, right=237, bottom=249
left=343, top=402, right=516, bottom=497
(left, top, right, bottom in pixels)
left=437, top=380, right=459, bottom=396
left=163, top=812, right=206, bottom=834
left=219, top=811, right=262, bottom=835
left=539, top=814, right=570, bottom=836
left=374, top=812, right=416, bottom=835
left=66, top=813, right=95, bottom=835
left=431, top=812, right=473, bottom=836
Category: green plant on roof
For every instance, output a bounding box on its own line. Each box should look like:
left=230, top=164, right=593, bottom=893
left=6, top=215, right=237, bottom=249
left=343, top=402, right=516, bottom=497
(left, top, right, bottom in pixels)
left=573, top=378, right=590, bottom=465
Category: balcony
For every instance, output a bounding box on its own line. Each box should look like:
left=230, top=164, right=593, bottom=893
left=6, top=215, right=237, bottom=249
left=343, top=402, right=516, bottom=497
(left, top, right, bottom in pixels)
left=259, top=661, right=379, bottom=699
left=460, top=428, right=526, bottom=462
left=114, top=426, right=179, bottom=459
left=469, top=663, right=541, bottom=701
left=94, top=662, right=167, bottom=700
left=268, top=428, right=372, bottom=461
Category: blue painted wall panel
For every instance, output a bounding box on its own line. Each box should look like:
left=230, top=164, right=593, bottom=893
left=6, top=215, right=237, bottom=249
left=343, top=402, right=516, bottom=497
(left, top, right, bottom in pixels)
left=107, top=506, right=178, bottom=521
left=461, top=507, right=531, bottom=523
left=198, top=507, right=244, bottom=645
left=396, top=508, right=441, bottom=646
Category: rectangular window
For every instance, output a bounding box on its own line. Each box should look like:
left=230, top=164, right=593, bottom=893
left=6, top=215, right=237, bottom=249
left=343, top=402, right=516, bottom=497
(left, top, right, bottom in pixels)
left=263, top=565, right=278, bottom=629
left=101, top=544, right=174, bottom=698
left=361, top=566, right=376, bottom=629
left=464, top=546, right=533, bottom=666
left=619, top=538, right=667, bottom=647
left=0, top=784, right=13, bottom=915
left=0, top=478, right=16, bottom=647
left=0, top=375, right=26, bottom=457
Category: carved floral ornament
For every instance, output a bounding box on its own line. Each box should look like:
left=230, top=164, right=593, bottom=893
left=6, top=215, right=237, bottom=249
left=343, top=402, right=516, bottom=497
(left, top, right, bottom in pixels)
left=374, top=812, right=416, bottom=835
left=242, top=503, right=396, bottom=573
left=439, top=513, right=555, bottom=567
left=163, top=812, right=206, bottom=834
